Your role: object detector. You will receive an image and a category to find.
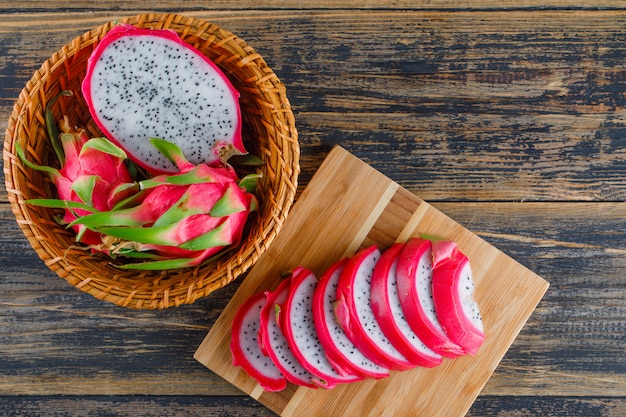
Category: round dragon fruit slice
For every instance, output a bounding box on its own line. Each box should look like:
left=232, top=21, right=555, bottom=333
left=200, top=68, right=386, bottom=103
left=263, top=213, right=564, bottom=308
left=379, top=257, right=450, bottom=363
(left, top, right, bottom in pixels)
left=280, top=267, right=362, bottom=388
left=230, top=292, right=287, bottom=392
left=335, top=245, right=415, bottom=371
left=312, top=258, right=389, bottom=380
left=396, top=238, right=466, bottom=358
left=82, top=23, right=244, bottom=174
left=370, top=243, right=443, bottom=368
left=431, top=240, right=485, bottom=355
left=258, top=275, right=322, bottom=389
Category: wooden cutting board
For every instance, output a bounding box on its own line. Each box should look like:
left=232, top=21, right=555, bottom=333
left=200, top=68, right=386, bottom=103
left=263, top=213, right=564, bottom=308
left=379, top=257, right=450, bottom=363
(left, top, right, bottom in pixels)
left=194, top=145, right=549, bottom=417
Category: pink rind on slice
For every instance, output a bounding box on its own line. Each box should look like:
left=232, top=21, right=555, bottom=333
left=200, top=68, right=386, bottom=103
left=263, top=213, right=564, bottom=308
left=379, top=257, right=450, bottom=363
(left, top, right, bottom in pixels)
left=312, top=258, right=389, bottom=380
left=281, top=267, right=362, bottom=388
left=431, top=240, right=485, bottom=355
left=258, top=276, right=321, bottom=388
left=335, top=245, right=415, bottom=371
left=370, top=243, right=443, bottom=368
left=230, top=292, right=287, bottom=392
left=396, top=238, right=466, bottom=358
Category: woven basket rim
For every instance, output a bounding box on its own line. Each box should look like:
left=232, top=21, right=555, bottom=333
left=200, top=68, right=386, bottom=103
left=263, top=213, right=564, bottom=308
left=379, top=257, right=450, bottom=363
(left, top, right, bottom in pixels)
left=3, top=12, right=300, bottom=309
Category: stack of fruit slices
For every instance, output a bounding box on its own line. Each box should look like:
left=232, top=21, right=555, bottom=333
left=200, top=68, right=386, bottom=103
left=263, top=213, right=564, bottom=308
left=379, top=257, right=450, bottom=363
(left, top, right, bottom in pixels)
left=230, top=237, right=485, bottom=391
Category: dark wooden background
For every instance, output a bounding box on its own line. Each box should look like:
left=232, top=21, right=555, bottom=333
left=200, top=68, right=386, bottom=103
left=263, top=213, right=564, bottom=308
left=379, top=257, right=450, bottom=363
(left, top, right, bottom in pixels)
left=1, top=1, right=625, bottom=416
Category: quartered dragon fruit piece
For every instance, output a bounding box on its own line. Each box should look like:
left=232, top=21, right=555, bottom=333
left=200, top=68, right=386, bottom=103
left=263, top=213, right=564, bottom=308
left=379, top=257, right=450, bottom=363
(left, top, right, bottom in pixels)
left=370, top=243, right=442, bottom=368
left=431, top=240, right=485, bottom=355
left=258, top=275, right=322, bottom=388
left=82, top=23, right=244, bottom=174
left=280, top=267, right=362, bottom=388
left=312, top=258, right=389, bottom=380
left=231, top=292, right=287, bottom=392
left=396, top=238, right=466, bottom=358
left=335, top=245, right=415, bottom=371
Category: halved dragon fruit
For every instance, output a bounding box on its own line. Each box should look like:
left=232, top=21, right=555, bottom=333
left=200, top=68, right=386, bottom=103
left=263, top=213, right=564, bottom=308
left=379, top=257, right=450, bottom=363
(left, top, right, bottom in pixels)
left=370, top=243, right=442, bottom=368
left=395, top=238, right=465, bottom=358
left=258, top=274, right=322, bottom=388
left=312, top=258, right=389, bottom=379
left=82, top=23, right=244, bottom=174
left=335, top=245, right=415, bottom=371
left=280, top=267, right=362, bottom=388
left=431, top=240, right=485, bottom=355
left=231, top=292, right=287, bottom=392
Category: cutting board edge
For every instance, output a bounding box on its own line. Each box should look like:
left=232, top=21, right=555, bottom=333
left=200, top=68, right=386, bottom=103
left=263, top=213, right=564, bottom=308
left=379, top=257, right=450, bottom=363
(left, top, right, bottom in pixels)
left=194, top=146, right=551, bottom=417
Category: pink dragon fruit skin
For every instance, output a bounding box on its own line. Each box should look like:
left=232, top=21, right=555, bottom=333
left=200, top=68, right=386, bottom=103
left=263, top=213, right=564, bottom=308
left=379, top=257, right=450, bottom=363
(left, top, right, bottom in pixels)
left=82, top=23, right=244, bottom=174
left=280, top=267, right=362, bottom=388
left=71, top=138, right=256, bottom=269
left=335, top=245, right=415, bottom=371
left=51, top=125, right=133, bottom=245
left=258, top=275, right=322, bottom=389
left=312, top=258, right=390, bottom=380
left=431, top=240, right=485, bottom=355
left=396, top=238, right=466, bottom=358
left=370, top=243, right=443, bottom=368
left=231, top=292, right=287, bottom=392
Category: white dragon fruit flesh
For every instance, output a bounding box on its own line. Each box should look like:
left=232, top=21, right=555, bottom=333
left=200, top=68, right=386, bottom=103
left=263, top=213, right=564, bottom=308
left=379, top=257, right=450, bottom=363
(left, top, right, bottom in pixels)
left=370, top=243, right=442, bottom=368
left=312, top=258, right=390, bottom=379
left=280, top=267, right=362, bottom=388
left=82, top=23, right=244, bottom=174
left=431, top=240, right=485, bottom=355
left=230, top=237, right=486, bottom=392
left=258, top=275, right=322, bottom=388
left=334, top=245, right=415, bottom=371
left=231, top=292, right=287, bottom=392
left=396, top=238, right=465, bottom=357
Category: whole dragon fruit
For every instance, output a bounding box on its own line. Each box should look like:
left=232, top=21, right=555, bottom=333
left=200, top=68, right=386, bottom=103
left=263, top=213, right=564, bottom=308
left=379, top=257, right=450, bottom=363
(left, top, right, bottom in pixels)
left=82, top=23, right=244, bottom=174
left=71, top=138, right=258, bottom=270
left=16, top=115, right=134, bottom=246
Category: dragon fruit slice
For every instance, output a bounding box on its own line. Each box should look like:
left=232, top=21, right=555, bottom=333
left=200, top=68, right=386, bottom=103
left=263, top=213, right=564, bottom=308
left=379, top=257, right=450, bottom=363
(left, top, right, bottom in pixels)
left=396, top=238, right=465, bottom=358
left=370, top=243, right=443, bottom=368
left=431, top=240, right=485, bottom=355
left=312, top=258, right=389, bottom=380
left=258, top=275, right=322, bottom=388
left=231, top=292, right=287, bottom=392
left=280, top=267, right=362, bottom=388
left=82, top=23, right=243, bottom=174
left=335, top=245, right=415, bottom=371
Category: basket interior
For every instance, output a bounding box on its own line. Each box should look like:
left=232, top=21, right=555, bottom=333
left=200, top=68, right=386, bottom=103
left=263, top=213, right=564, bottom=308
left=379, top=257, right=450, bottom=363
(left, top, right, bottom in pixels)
left=4, top=13, right=299, bottom=309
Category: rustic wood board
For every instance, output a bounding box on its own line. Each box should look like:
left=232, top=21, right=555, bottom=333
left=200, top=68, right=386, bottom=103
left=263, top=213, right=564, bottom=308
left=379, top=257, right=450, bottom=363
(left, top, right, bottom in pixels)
left=194, top=145, right=549, bottom=417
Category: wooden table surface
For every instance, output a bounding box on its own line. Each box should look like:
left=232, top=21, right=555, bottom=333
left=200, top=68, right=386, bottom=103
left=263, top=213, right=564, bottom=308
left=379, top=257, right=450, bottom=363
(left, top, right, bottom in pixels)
left=1, top=1, right=625, bottom=416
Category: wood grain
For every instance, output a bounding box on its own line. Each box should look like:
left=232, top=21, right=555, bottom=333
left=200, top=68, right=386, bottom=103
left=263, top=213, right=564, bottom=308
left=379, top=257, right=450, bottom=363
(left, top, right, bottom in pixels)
left=4, top=9, right=626, bottom=202
left=195, top=146, right=549, bottom=416
left=1, top=2, right=625, bottom=416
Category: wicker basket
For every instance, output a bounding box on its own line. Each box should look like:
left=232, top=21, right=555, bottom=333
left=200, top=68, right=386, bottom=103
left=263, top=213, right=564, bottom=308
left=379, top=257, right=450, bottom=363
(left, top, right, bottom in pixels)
left=3, top=13, right=299, bottom=309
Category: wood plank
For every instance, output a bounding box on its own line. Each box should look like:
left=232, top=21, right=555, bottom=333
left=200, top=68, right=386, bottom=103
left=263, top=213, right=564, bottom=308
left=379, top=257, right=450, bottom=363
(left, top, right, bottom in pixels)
left=1, top=200, right=624, bottom=397
left=194, top=146, right=549, bottom=416
left=4, top=10, right=626, bottom=202
left=0, top=395, right=624, bottom=417
left=0, top=395, right=277, bottom=417
left=0, top=4, right=624, bottom=416
left=2, top=1, right=626, bottom=10
left=470, top=396, right=626, bottom=417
